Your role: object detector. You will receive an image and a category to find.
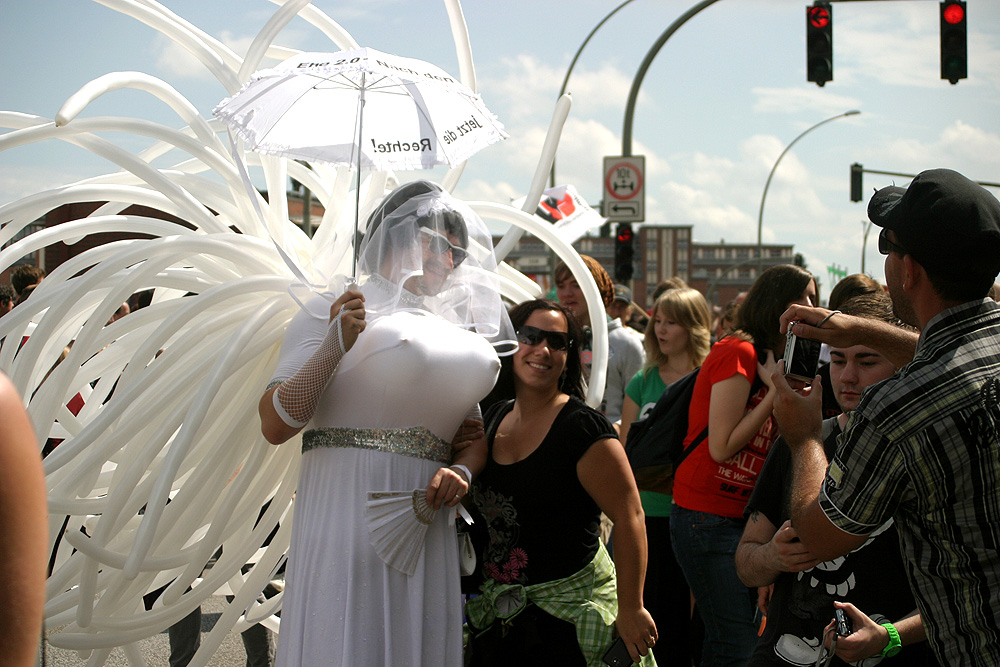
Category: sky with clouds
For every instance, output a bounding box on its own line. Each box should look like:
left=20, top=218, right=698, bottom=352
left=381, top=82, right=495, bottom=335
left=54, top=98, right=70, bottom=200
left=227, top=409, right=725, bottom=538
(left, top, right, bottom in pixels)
left=2, top=0, right=999, bottom=289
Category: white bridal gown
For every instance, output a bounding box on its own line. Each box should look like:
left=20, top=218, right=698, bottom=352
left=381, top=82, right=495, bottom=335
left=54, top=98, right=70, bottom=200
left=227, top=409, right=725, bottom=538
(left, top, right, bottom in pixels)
left=272, top=295, right=499, bottom=667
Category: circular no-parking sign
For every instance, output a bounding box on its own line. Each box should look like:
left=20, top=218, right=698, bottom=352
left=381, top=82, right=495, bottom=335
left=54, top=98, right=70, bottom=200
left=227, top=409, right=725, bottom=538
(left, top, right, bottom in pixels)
left=605, top=161, right=643, bottom=201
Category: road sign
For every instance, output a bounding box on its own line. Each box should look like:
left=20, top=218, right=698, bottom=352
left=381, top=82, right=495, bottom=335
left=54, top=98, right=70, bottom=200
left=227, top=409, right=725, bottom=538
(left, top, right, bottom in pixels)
left=603, top=155, right=645, bottom=222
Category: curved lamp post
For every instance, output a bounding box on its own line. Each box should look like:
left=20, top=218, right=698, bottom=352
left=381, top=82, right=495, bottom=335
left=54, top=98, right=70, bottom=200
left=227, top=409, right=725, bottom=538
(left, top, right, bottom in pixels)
left=550, top=0, right=635, bottom=188
left=756, top=109, right=861, bottom=272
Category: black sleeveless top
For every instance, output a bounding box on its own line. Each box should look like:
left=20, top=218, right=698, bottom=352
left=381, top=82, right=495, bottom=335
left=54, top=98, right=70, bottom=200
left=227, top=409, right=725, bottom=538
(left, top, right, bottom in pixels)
left=471, top=396, right=617, bottom=585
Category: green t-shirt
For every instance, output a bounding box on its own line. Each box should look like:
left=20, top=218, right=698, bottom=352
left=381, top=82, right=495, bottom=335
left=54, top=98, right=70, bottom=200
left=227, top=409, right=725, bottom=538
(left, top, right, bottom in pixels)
left=625, top=367, right=674, bottom=517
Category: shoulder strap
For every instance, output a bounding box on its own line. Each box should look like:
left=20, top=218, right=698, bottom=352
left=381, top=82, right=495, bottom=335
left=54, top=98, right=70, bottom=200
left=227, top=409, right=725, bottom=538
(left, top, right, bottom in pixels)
left=483, top=399, right=512, bottom=440
left=678, top=427, right=708, bottom=467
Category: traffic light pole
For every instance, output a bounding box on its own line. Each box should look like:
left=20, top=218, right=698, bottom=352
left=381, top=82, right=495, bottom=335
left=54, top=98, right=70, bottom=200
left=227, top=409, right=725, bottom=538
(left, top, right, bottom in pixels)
left=851, top=166, right=1000, bottom=192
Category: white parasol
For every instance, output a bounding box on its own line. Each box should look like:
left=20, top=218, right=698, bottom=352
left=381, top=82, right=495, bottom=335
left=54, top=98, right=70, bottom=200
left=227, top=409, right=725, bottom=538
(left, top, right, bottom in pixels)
left=214, top=47, right=508, bottom=270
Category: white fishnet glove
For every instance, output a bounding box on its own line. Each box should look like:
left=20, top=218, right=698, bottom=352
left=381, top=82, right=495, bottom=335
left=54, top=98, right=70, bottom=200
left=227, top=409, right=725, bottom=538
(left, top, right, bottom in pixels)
left=273, top=312, right=347, bottom=428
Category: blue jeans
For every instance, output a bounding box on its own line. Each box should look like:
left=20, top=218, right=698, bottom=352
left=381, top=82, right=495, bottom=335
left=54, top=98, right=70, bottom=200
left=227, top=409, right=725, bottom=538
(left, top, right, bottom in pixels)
left=670, top=505, right=756, bottom=667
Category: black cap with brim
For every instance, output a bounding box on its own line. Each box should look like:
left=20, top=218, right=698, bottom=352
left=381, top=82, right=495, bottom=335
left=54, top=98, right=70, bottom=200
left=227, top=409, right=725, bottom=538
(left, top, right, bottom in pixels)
left=867, top=169, right=1000, bottom=284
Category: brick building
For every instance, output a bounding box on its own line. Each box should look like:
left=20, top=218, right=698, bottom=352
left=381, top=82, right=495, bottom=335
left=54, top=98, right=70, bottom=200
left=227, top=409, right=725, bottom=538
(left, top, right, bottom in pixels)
left=2, top=194, right=798, bottom=313
left=688, top=239, right=797, bottom=307
left=494, top=222, right=795, bottom=310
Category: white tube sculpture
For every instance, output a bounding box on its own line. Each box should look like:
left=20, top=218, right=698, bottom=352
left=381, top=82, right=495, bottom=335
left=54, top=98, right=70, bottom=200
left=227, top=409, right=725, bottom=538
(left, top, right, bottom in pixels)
left=0, top=2, right=608, bottom=665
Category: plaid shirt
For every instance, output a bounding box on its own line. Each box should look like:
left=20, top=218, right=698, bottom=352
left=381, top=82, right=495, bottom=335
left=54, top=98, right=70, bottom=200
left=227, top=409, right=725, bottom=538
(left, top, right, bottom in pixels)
left=819, top=298, right=1000, bottom=667
left=465, top=541, right=657, bottom=667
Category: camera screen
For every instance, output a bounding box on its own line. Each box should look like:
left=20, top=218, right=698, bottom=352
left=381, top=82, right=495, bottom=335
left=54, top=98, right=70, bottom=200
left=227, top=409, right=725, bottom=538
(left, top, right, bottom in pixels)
left=784, top=331, right=822, bottom=381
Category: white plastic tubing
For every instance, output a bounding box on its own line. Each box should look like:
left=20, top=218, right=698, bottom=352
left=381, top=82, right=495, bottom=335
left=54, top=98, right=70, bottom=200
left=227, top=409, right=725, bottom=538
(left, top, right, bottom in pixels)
left=0, top=1, right=600, bottom=664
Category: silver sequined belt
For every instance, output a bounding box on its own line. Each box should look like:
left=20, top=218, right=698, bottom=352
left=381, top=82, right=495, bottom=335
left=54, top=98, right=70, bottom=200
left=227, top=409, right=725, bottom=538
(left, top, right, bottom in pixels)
left=301, top=426, right=451, bottom=464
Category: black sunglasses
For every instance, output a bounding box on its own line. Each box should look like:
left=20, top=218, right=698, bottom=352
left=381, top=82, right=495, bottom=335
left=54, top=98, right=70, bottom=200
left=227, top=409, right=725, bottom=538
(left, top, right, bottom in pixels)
left=877, top=228, right=907, bottom=256
left=420, top=227, right=467, bottom=266
left=516, top=325, right=572, bottom=351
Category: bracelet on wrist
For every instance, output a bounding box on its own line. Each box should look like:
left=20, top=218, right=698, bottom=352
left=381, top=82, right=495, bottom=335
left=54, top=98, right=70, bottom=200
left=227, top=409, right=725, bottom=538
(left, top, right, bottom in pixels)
left=449, top=464, right=472, bottom=485
left=880, top=622, right=902, bottom=658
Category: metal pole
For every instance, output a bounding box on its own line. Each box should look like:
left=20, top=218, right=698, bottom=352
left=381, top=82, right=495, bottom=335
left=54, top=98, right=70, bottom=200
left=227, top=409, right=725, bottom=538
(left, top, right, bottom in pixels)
left=756, top=109, right=861, bottom=272
left=621, top=0, right=723, bottom=157
left=302, top=186, right=312, bottom=238
left=860, top=219, right=872, bottom=274
left=551, top=0, right=635, bottom=188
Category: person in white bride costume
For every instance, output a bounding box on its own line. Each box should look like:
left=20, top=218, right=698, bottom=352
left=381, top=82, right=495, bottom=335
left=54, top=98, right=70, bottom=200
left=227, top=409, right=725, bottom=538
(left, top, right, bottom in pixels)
left=258, top=180, right=515, bottom=666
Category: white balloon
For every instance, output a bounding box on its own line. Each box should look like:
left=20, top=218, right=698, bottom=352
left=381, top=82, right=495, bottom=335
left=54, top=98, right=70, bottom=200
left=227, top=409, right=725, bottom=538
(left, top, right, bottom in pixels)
left=0, top=1, right=606, bottom=663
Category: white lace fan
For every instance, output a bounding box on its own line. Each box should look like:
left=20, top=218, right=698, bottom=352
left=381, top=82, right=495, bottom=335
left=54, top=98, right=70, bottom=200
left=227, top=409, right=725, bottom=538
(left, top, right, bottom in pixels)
left=364, top=489, right=438, bottom=576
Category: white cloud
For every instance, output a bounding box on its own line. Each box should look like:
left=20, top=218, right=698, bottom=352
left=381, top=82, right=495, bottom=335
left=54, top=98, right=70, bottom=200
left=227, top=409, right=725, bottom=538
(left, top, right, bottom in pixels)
left=153, top=33, right=216, bottom=82
left=837, top=4, right=945, bottom=89
left=0, top=163, right=96, bottom=208
left=656, top=178, right=753, bottom=243
left=751, top=87, right=861, bottom=117
left=152, top=30, right=291, bottom=82
left=454, top=178, right=521, bottom=206
left=479, top=54, right=640, bottom=126
left=878, top=121, right=1000, bottom=180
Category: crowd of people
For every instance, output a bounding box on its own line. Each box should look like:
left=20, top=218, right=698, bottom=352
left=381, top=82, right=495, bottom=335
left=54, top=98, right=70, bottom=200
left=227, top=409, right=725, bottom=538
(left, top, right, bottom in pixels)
left=4, top=167, right=1000, bottom=667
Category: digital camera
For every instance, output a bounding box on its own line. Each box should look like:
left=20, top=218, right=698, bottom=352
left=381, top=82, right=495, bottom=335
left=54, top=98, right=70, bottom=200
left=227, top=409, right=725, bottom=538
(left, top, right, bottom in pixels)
left=783, top=326, right=822, bottom=382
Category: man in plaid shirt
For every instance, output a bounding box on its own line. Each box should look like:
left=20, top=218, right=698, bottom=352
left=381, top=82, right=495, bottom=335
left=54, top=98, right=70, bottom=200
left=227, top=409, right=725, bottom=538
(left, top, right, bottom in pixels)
left=770, top=169, right=1000, bottom=666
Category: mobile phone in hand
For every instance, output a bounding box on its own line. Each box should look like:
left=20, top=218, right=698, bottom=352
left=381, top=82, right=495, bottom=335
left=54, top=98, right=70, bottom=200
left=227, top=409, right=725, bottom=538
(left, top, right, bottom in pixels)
left=602, top=636, right=635, bottom=667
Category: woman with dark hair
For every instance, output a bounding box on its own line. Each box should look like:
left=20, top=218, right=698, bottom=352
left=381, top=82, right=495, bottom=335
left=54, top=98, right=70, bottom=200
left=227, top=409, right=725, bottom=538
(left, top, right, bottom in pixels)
left=259, top=181, right=515, bottom=667
left=466, top=299, right=657, bottom=667
left=669, top=264, right=816, bottom=667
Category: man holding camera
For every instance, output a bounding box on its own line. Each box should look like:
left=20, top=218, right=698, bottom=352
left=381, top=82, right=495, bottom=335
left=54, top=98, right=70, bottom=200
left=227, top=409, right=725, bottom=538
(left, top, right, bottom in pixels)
left=771, top=169, right=1000, bottom=666
left=736, top=291, right=934, bottom=665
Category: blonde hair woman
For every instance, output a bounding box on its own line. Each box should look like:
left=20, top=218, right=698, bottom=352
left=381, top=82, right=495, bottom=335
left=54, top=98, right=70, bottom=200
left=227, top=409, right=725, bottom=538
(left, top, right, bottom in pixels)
left=620, top=287, right=711, bottom=667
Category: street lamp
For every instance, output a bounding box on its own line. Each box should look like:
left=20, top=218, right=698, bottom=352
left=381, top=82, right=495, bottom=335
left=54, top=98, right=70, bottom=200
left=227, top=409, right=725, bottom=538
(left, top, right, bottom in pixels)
left=550, top=0, right=635, bottom=188
left=756, top=109, right=861, bottom=272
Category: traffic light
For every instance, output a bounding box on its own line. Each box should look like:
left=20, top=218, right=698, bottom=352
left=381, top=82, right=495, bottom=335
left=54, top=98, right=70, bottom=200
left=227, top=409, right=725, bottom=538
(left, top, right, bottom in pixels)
left=940, top=1, right=967, bottom=84
left=806, top=2, right=833, bottom=87
left=850, top=163, right=864, bottom=202
left=614, top=223, right=634, bottom=283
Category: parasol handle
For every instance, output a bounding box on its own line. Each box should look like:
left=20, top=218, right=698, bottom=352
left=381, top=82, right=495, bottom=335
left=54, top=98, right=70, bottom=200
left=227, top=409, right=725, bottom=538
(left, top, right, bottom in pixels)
left=352, top=72, right=366, bottom=276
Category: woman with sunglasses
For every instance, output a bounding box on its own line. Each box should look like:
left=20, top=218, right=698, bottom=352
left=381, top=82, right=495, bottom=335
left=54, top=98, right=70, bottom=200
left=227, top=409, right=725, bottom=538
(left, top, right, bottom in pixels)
left=669, top=264, right=817, bottom=667
left=259, top=180, right=516, bottom=667
left=465, top=299, right=657, bottom=667
left=619, top=287, right=712, bottom=667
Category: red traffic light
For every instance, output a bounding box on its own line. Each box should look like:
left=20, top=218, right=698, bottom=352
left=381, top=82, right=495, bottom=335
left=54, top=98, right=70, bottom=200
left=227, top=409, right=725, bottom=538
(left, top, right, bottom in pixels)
left=808, top=6, right=831, bottom=29
left=943, top=2, right=965, bottom=24
left=617, top=227, right=633, bottom=243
